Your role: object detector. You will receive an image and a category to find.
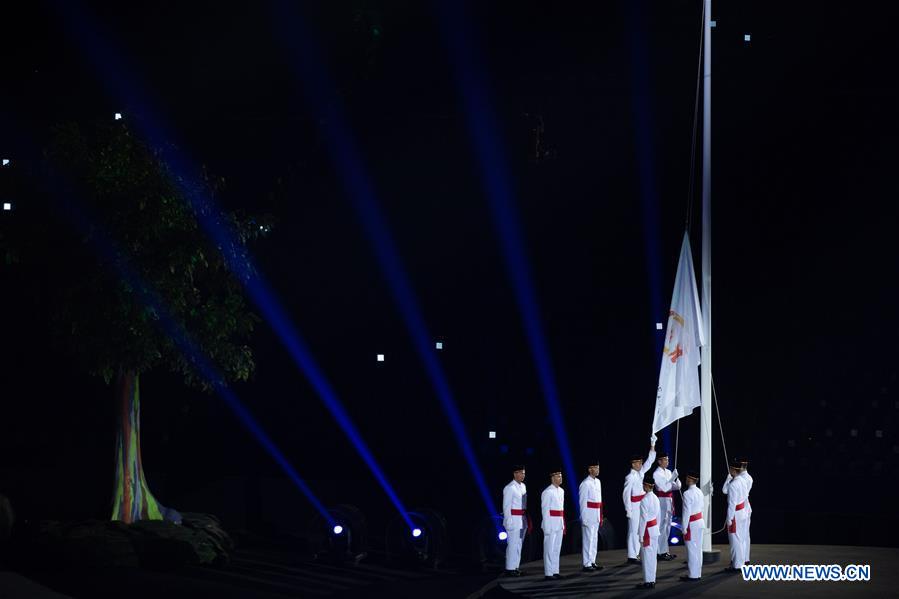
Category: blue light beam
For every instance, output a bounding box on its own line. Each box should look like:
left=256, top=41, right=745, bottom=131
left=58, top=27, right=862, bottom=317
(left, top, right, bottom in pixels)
left=52, top=0, right=414, bottom=529
left=434, top=1, right=578, bottom=503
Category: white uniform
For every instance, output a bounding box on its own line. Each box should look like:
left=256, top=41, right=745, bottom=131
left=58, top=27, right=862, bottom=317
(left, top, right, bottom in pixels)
left=723, top=474, right=749, bottom=568
left=578, top=475, right=603, bottom=567
left=502, top=480, right=528, bottom=571
left=652, top=466, right=680, bottom=554
left=622, top=449, right=656, bottom=559
left=681, top=484, right=704, bottom=579
left=638, top=491, right=661, bottom=583
left=740, top=471, right=753, bottom=564
left=541, top=484, right=565, bottom=577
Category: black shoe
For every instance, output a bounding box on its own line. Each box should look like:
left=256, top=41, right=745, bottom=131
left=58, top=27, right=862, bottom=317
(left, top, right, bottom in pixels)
left=582, top=566, right=596, bottom=572
left=723, top=566, right=741, bottom=573
left=592, top=563, right=604, bottom=571
left=745, top=561, right=750, bottom=566
left=658, top=552, right=677, bottom=561
left=635, top=582, right=656, bottom=589
left=504, top=569, right=522, bottom=577
left=553, top=573, right=564, bottom=579
left=680, top=575, right=700, bottom=582
left=627, top=557, right=642, bottom=565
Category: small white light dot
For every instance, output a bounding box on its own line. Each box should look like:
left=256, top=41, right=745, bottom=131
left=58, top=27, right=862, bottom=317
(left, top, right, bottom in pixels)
left=435, top=341, right=443, bottom=350
left=498, top=531, right=508, bottom=541
left=332, top=525, right=343, bottom=535
left=114, top=112, right=123, bottom=120
left=656, top=322, right=664, bottom=330
left=710, top=20, right=717, bottom=28
left=1, top=159, right=10, bottom=166
left=376, top=354, right=385, bottom=362
left=412, top=528, right=422, bottom=538
left=2, top=203, right=11, bottom=211
left=744, top=34, right=751, bottom=42
left=488, top=431, right=496, bottom=439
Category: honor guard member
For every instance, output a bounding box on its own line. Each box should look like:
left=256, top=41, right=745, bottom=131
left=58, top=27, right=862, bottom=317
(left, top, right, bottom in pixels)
left=652, top=451, right=680, bottom=560
left=635, top=472, right=660, bottom=589
left=737, top=457, right=753, bottom=564
left=541, top=470, right=566, bottom=581
left=502, top=465, right=528, bottom=576
left=722, top=458, right=749, bottom=572
left=679, top=470, right=704, bottom=582
left=578, top=460, right=604, bottom=571
left=623, top=435, right=657, bottom=564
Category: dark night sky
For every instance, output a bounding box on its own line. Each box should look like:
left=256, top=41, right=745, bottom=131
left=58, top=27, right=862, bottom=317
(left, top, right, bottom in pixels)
left=1, top=1, right=897, bottom=546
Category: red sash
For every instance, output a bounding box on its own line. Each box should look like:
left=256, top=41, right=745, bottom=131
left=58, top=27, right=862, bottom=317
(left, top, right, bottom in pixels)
left=549, top=509, right=566, bottom=534
left=630, top=494, right=645, bottom=502
left=684, top=512, right=702, bottom=541
left=656, top=490, right=674, bottom=498
left=510, top=508, right=526, bottom=516
left=587, top=501, right=603, bottom=525
left=642, top=518, right=658, bottom=547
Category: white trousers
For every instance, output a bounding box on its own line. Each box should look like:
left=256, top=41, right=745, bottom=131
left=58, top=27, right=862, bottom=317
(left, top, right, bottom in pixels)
left=543, top=530, right=563, bottom=576
left=657, top=498, right=674, bottom=553
left=626, top=514, right=640, bottom=558
left=505, top=528, right=524, bottom=570
left=744, top=513, right=752, bottom=564
left=728, top=517, right=747, bottom=568
left=684, top=519, right=704, bottom=579
left=641, top=535, right=658, bottom=583
left=581, top=522, right=599, bottom=566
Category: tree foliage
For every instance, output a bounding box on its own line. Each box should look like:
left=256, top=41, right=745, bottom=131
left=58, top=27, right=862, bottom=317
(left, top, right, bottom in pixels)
left=47, top=121, right=270, bottom=389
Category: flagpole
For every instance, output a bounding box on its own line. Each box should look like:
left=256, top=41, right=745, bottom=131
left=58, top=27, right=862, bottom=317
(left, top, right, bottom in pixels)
left=699, top=0, right=714, bottom=557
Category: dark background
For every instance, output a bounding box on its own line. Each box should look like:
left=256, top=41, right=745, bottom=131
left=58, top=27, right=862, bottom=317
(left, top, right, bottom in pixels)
left=1, top=0, right=897, bottom=557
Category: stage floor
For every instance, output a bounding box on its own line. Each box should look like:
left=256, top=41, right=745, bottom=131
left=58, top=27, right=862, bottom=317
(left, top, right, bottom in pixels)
left=472, top=544, right=897, bottom=598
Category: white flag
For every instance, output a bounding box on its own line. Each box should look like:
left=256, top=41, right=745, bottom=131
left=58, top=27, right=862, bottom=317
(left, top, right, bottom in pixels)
left=652, top=232, right=705, bottom=434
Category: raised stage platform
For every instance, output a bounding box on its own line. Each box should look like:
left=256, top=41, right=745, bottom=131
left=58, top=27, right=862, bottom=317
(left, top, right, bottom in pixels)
left=471, top=544, right=897, bottom=598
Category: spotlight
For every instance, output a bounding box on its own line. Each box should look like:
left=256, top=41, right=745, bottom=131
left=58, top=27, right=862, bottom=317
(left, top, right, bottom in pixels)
left=671, top=536, right=679, bottom=545
left=114, top=112, right=123, bottom=120
left=498, top=531, right=508, bottom=541
left=310, top=504, right=367, bottom=565
left=488, top=431, right=496, bottom=439
left=1, top=159, right=9, bottom=166
left=435, top=341, right=443, bottom=350
left=2, top=203, right=11, bottom=211
left=377, top=354, right=385, bottom=362
left=656, top=322, right=664, bottom=330
left=387, top=509, right=448, bottom=568
left=744, top=34, right=751, bottom=42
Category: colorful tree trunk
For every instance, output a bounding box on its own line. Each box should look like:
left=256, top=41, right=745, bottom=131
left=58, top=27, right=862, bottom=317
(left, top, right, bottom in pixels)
left=111, top=370, right=165, bottom=523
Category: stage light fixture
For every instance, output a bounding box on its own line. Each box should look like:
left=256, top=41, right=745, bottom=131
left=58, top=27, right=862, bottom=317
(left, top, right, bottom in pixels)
left=3, top=203, right=11, bottom=211
left=377, top=354, right=385, bottom=362
left=435, top=341, right=443, bottom=350
left=310, top=504, right=367, bottom=565
left=488, top=431, right=496, bottom=439
left=498, top=531, right=508, bottom=541
left=744, top=34, right=751, bottom=42
left=387, top=509, right=448, bottom=568
left=114, top=112, right=123, bottom=120
left=1, top=159, right=9, bottom=166
left=656, top=322, right=663, bottom=330
left=671, top=536, right=679, bottom=544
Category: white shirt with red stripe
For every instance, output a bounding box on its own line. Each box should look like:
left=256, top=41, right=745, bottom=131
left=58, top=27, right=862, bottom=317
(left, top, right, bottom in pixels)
left=622, top=450, right=656, bottom=517
left=541, top=484, right=566, bottom=533
left=502, top=480, right=527, bottom=532
left=638, top=491, right=661, bottom=543
left=578, top=476, right=603, bottom=526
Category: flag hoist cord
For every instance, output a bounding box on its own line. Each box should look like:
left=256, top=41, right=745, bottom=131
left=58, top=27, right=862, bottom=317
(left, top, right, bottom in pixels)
left=674, top=376, right=731, bottom=535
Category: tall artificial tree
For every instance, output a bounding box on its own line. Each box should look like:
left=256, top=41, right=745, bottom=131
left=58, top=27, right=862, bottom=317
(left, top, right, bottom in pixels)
left=47, top=121, right=269, bottom=523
